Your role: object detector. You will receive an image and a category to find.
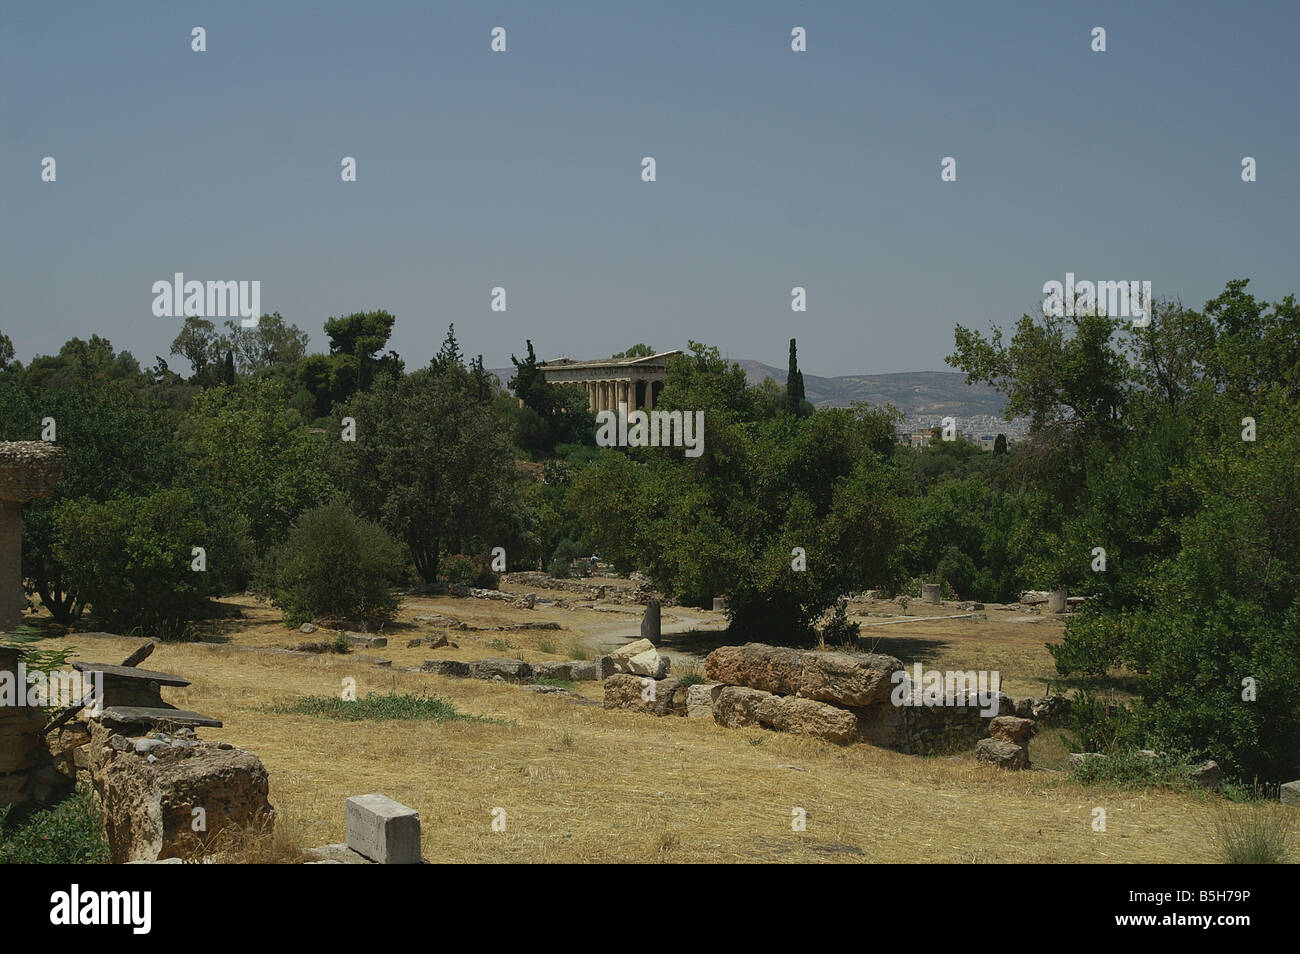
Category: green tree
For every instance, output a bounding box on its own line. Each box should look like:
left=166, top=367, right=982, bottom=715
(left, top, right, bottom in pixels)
left=221, top=313, right=310, bottom=375
left=612, top=344, right=655, bottom=358
left=0, top=373, right=179, bottom=622
left=267, top=500, right=405, bottom=626
left=177, top=380, right=334, bottom=551
left=786, top=338, right=807, bottom=415
left=54, top=489, right=214, bottom=638
left=335, top=358, right=522, bottom=583
left=170, top=318, right=222, bottom=382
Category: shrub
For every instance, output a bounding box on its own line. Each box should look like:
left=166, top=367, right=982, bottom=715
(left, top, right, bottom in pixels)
left=0, top=785, right=109, bottom=864
left=1067, top=749, right=1195, bottom=791
left=1048, top=608, right=1130, bottom=679
left=53, top=488, right=214, bottom=638
left=1059, top=689, right=1138, bottom=754
left=269, top=501, right=405, bottom=626
left=548, top=539, right=587, bottom=580
left=820, top=599, right=860, bottom=646
left=439, top=553, right=497, bottom=589
left=1212, top=805, right=1294, bottom=864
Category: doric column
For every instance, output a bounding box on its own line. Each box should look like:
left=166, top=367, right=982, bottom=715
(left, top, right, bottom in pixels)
left=645, top=378, right=655, bottom=411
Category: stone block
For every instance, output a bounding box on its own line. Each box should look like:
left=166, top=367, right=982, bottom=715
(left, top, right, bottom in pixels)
left=533, top=661, right=575, bottom=681
left=988, top=716, right=1035, bottom=745
left=469, top=658, right=532, bottom=682
left=712, top=686, right=772, bottom=728
left=345, top=793, right=422, bottom=864
left=976, top=737, right=1028, bottom=769
left=421, top=660, right=470, bottom=677
left=755, top=695, right=858, bottom=744
left=569, top=660, right=600, bottom=681
left=686, top=682, right=723, bottom=718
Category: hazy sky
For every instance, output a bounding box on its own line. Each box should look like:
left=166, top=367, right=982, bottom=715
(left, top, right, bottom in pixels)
left=3, top=1, right=1297, bottom=377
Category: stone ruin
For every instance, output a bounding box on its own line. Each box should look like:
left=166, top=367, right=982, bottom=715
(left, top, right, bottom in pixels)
left=39, top=648, right=275, bottom=862
left=603, top=641, right=1071, bottom=764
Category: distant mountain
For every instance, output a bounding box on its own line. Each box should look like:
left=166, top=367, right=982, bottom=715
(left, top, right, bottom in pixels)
left=733, top=361, right=1007, bottom=418
left=492, top=360, right=1009, bottom=421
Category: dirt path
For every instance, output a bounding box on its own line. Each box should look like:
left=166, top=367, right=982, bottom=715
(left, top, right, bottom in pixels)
left=571, top=605, right=726, bottom=666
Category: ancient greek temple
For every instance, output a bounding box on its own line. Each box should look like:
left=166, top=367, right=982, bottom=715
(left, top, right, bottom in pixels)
left=538, top=350, right=681, bottom=412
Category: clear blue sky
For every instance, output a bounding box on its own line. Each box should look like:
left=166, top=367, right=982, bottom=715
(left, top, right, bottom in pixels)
left=3, top=1, right=1297, bottom=377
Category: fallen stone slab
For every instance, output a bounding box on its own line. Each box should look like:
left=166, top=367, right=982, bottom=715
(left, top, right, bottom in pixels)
left=569, top=660, right=600, bottom=681
left=704, top=644, right=804, bottom=695
left=705, top=643, right=901, bottom=707
left=609, top=638, right=669, bottom=677
left=407, top=634, right=450, bottom=649
left=603, top=674, right=682, bottom=716
left=686, top=681, right=723, bottom=718
left=755, top=694, right=858, bottom=744
left=343, top=632, right=387, bottom=649
left=98, top=706, right=223, bottom=730
left=71, top=662, right=189, bottom=686
left=468, top=658, right=533, bottom=682
left=796, top=651, right=902, bottom=707
left=420, top=660, right=470, bottom=677
left=712, top=686, right=772, bottom=728
left=345, top=793, right=422, bottom=864
left=308, top=843, right=375, bottom=864
left=533, top=661, right=577, bottom=681
left=976, top=737, right=1028, bottom=769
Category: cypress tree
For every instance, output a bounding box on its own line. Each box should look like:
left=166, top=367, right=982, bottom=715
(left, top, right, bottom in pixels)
left=786, top=338, right=806, bottom=413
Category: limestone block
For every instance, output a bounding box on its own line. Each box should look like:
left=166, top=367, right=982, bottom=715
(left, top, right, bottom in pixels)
left=345, top=793, right=422, bottom=864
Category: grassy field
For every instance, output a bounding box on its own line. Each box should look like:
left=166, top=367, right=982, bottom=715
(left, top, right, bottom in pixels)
left=27, top=587, right=1239, bottom=863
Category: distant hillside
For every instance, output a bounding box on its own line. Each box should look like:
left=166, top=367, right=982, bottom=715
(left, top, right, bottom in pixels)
left=733, top=362, right=1007, bottom=418
left=493, top=360, right=1008, bottom=421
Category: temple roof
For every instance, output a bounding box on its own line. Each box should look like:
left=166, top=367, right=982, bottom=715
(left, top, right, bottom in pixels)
left=539, top=350, right=682, bottom=370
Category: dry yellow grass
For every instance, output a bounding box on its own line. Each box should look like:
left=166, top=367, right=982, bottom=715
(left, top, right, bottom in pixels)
left=33, top=592, right=1229, bottom=864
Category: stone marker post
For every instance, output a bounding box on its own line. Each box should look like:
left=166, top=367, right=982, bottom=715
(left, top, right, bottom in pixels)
left=641, top=598, right=661, bottom=645
left=1046, top=589, right=1068, bottom=614
left=0, top=442, right=64, bottom=630
left=921, top=583, right=942, bottom=605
